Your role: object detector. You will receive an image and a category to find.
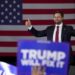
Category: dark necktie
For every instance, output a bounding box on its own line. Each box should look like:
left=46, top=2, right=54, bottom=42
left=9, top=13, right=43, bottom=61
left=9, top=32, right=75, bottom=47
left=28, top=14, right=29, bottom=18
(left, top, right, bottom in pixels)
left=55, top=26, right=59, bottom=42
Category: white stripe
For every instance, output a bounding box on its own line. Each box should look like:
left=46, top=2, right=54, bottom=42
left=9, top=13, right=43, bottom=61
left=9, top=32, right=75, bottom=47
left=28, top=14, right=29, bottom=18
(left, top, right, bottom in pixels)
left=70, top=66, right=75, bottom=75
left=0, top=25, right=48, bottom=31
left=71, top=37, right=75, bottom=41
left=23, top=14, right=75, bottom=20
left=72, top=46, right=75, bottom=51
left=0, top=25, right=75, bottom=31
left=0, top=25, right=26, bottom=31
left=0, top=46, right=74, bottom=52
left=0, top=36, right=47, bottom=42
left=23, top=3, right=75, bottom=9
left=0, top=47, right=16, bottom=52
left=0, top=36, right=74, bottom=42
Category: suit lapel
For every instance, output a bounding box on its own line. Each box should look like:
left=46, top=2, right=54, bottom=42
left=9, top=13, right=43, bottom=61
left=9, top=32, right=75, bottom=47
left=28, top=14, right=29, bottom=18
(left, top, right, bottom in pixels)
left=61, top=25, right=67, bottom=41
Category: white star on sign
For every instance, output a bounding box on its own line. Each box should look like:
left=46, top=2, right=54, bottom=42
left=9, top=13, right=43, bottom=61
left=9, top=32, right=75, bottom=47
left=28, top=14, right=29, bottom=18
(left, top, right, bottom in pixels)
left=13, top=8, right=16, bottom=12
left=17, top=4, right=20, bottom=8
left=1, top=4, right=4, bottom=7
left=13, top=16, right=16, bottom=19
left=17, top=12, right=20, bottom=15
left=9, top=12, right=12, bottom=15
left=1, top=20, right=4, bottom=23
left=5, top=8, right=8, bottom=11
left=13, top=0, right=16, bottom=4
left=9, top=4, right=12, bottom=8
left=17, top=20, right=20, bottom=23
left=1, top=12, right=4, bottom=15
left=5, top=0, right=8, bottom=4
left=5, top=16, right=8, bottom=19
left=9, top=20, right=12, bottom=23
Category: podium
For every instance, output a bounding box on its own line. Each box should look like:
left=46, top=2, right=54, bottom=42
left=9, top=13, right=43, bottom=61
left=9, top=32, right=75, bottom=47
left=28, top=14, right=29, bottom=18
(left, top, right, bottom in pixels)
left=17, top=40, right=70, bottom=75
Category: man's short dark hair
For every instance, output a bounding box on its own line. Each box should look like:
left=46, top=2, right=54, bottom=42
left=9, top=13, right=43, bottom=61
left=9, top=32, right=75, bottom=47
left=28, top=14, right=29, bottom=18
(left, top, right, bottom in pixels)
left=54, top=11, right=64, bottom=17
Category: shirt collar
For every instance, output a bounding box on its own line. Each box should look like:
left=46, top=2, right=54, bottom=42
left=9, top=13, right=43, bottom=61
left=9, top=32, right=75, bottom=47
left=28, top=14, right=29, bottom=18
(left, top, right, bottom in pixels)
left=55, top=22, right=63, bottom=27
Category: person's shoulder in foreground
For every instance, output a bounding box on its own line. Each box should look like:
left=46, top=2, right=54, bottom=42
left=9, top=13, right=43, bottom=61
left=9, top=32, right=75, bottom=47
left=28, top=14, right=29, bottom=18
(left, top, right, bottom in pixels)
left=0, top=61, right=16, bottom=75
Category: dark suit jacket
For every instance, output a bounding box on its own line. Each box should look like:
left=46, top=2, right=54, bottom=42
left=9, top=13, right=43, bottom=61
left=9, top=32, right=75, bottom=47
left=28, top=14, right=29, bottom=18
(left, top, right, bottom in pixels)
left=29, top=25, right=75, bottom=42
left=28, top=25, right=75, bottom=65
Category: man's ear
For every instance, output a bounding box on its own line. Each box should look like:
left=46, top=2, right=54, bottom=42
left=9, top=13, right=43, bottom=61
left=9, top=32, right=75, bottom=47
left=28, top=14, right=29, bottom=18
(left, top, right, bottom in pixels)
left=62, top=17, right=64, bottom=20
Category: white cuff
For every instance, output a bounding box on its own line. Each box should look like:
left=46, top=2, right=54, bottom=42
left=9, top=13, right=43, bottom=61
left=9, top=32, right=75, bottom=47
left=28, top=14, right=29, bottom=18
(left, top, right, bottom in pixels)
left=28, top=26, right=32, bottom=30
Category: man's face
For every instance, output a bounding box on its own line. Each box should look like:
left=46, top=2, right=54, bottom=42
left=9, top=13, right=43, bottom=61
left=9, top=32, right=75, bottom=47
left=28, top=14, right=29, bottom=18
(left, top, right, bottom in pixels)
left=53, top=13, right=64, bottom=24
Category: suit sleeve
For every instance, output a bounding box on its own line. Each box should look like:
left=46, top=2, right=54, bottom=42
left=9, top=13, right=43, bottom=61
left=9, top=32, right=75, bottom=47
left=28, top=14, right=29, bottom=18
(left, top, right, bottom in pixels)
left=71, top=26, right=75, bottom=36
left=28, top=27, right=48, bottom=37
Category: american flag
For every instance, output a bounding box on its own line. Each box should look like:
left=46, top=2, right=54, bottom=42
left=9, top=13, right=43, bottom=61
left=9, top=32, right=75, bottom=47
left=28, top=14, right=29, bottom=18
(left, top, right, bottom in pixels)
left=0, top=0, right=75, bottom=57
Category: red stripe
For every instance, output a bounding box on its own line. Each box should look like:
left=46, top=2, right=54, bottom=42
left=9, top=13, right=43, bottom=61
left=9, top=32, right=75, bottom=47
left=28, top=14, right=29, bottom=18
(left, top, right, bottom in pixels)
left=0, top=31, right=32, bottom=36
left=72, top=51, right=75, bottom=56
left=71, top=41, right=75, bottom=45
left=23, top=0, right=75, bottom=3
left=1, top=27, right=75, bottom=36
left=0, top=41, right=75, bottom=47
left=23, top=9, right=75, bottom=14
left=23, top=19, right=75, bottom=25
left=0, top=42, right=17, bottom=47
left=0, top=53, right=16, bottom=56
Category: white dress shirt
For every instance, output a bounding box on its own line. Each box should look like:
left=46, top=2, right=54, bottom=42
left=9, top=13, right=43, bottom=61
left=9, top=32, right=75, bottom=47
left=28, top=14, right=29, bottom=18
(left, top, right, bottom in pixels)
left=53, top=23, right=63, bottom=42
left=28, top=26, right=32, bottom=30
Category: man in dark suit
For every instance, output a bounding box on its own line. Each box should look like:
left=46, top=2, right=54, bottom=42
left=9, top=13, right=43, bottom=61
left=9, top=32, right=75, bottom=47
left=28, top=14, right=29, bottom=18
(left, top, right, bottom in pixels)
left=25, top=11, right=75, bottom=42
left=25, top=11, right=75, bottom=74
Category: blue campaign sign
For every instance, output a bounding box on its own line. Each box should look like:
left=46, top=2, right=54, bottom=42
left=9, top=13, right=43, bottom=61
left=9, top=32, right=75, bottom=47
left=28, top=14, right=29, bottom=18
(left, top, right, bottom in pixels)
left=17, top=40, right=70, bottom=75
